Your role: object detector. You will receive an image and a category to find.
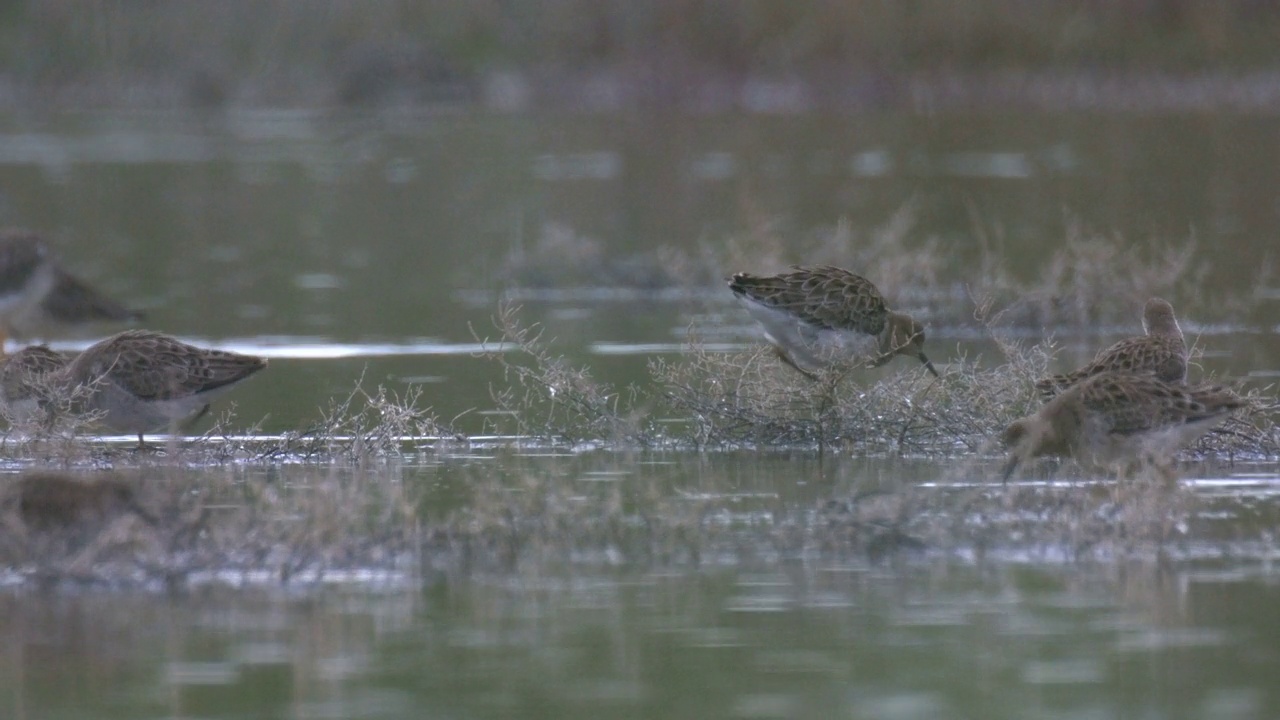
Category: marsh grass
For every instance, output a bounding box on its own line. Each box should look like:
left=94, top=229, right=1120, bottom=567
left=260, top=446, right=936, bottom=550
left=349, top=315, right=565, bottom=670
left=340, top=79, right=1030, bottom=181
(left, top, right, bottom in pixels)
left=652, top=295, right=1051, bottom=454
left=1000, top=223, right=1209, bottom=333
left=425, top=463, right=717, bottom=575
left=0, top=467, right=420, bottom=589
left=0, top=278, right=1276, bottom=590
left=260, top=375, right=455, bottom=463
left=0, top=287, right=1272, bottom=468
left=0, top=372, right=108, bottom=466
left=472, top=302, right=653, bottom=448
left=425, top=458, right=1220, bottom=578
left=464, top=297, right=1279, bottom=464
left=0, top=327, right=1271, bottom=591
left=0, top=458, right=1215, bottom=590
left=507, top=207, right=1250, bottom=337
left=1189, top=385, right=1280, bottom=461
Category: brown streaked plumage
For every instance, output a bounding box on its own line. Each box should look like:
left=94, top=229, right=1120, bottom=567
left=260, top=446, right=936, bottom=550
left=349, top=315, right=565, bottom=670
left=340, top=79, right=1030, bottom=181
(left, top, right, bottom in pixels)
left=0, top=229, right=142, bottom=349
left=1002, top=372, right=1245, bottom=482
left=13, top=472, right=155, bottom=532
left=54, top=330, right=267, bottom=445
left=1035, top=297, right=1186, bottom=401
left=727, top=265, right=938, bottom=378
left=0, top=344, right=71, bottom=422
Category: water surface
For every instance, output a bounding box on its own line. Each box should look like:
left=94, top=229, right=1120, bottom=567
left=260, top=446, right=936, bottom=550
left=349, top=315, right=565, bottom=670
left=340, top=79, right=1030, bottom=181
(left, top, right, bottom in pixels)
left=1, top=109, right=1279, bottom=719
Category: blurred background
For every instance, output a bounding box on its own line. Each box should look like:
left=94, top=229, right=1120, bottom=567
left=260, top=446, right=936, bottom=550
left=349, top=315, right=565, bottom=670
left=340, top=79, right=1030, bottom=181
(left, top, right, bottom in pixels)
left=1, top=0, right=1279, bottom=432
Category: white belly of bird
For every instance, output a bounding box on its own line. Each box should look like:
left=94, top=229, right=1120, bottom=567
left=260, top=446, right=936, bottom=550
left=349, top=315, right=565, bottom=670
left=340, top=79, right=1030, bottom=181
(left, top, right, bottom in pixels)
left=91, top=381, right=234, bottom=433
left=1079, top=415, right=1228, bottom=470
left=0, top=264, right=56, bottom=324
left=739, top=299, right=878, bottom=371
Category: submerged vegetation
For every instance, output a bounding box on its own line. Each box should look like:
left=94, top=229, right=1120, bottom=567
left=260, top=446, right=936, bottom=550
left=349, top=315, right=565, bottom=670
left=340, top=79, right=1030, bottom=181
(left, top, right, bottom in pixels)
left=502, top=205, right=1266, bottom=333
left=1, top=219, right=1278, bottom=589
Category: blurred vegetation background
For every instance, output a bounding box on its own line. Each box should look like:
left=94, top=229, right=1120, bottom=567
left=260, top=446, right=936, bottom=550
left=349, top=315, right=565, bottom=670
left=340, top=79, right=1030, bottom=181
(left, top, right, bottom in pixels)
left=2, top=0, right=1280, bottom=112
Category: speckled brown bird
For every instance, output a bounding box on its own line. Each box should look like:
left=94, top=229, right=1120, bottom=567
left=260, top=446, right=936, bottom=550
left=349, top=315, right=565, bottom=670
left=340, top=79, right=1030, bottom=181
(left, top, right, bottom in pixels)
left=54, top=330, right=267, bottom=445
left=13, top=472, right=155, bottom=532
left=0, top=343, right=71, bottom=422
left=0, top=229, right=142, bottom=347
left=1003, top=371, right=1244, bottom=482
left=727, top=265, right=938, bottom=379
left=1035, top=297, right=1186, bottom=401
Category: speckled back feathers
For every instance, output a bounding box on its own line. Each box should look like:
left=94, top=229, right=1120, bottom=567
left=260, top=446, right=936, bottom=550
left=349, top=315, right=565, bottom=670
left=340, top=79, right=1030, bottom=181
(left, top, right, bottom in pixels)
left=63, top=330, right=267, bottom=401
left=728, top=265, right=890, bottom=335
left=1004, top=371, right=1244, bottom=480
left=1066, top=372, right=1242, bottom=436
left=1035, top=297, right=1186, bottom=400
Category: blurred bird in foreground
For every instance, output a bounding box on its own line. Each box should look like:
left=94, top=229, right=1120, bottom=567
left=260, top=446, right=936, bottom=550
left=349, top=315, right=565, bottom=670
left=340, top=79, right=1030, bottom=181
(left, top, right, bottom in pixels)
left=1003, top=372, right=1245, bottom=482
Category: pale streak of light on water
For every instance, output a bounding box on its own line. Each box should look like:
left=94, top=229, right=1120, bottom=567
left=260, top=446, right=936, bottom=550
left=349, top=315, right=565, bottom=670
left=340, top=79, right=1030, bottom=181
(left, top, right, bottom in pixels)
left=1188, top=475, right=1280, bottom=491
left=41, top=337, right=512, bottom=358
left=20, top=433, right=541, bottom=452
left=591, top=341, right=744, bottom=355
left=36, top=334, right=742, bottom=360
left=184, top=568, right=418, bottom=589
left=925, top=469, right=1280, bottom=490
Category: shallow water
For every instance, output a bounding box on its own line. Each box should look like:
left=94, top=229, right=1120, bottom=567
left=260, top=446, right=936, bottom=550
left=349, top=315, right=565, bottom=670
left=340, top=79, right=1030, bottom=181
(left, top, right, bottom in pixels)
left=2, top=107, right=1280, bottom=718
left=2, top=110, right=1280, bottom=432
left=2, top=454, right=1280, bottom=719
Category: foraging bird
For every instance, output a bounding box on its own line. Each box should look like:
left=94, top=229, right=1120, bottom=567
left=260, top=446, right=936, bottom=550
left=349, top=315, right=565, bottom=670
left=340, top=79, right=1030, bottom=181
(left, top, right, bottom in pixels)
left=0, top=229, right=142, bottom=348
left=1002, top=372, right=1245, bottom=482
left=1035, top=297, right=1185, bottom=401
left=53, top=330, right=267, bottom=445
left=12, top=472, right=155, bottom=532
left=0, top=343, right=71, bottom=423
left=727, top=265, right=938, bottom=379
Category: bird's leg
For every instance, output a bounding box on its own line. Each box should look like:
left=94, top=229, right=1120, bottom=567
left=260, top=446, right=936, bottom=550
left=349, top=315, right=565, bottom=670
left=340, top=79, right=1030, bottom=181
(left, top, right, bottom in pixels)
left=180, top=404, right=212, bottom=431
left=132, top=433, right=157, bottom=453
left=774, top=346, right=819, bottom=380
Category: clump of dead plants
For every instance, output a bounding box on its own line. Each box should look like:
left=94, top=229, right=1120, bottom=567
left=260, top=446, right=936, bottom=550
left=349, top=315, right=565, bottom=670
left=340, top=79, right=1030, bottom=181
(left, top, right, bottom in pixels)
left=472, top=301, right=652, bottom=448
left=0, top=370, right=108, bottom=465
left=423, top=455, right=1235, bottom=577
left=0, top=370, right=460, bottom=466
left=256, top=375, right=457, bottom=463
left=464, top=298, right=1280, bottom=461
left=2, top=291, right=1277, bottom=467
left=0, top=452, right=1239, bottom=590
left=0, top=466, right=420, bottom=589
left=648, top=292, right=1052, bottom=454
left=498, top=207, right=1269, bottom=335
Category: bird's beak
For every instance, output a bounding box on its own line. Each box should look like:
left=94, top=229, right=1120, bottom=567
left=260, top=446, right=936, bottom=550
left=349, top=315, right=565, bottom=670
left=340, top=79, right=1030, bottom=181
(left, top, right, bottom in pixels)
left=919, top=353, right=939, bottom=378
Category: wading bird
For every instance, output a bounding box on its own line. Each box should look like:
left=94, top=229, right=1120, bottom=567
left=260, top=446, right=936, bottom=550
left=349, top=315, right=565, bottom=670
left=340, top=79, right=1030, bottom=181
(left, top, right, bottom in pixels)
left=728, top=265, right=938, bottom=379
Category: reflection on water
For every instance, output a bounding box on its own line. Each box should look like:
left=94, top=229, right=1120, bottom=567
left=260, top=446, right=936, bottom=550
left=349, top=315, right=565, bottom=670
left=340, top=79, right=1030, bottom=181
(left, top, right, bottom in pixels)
left=0, top=450, right=1275, bottom=717
left=2, top=112, right=1279, bottom=430
left=2, top=110, right=1280, bottom=718
left=2, top=533, right=1278, bottom=718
